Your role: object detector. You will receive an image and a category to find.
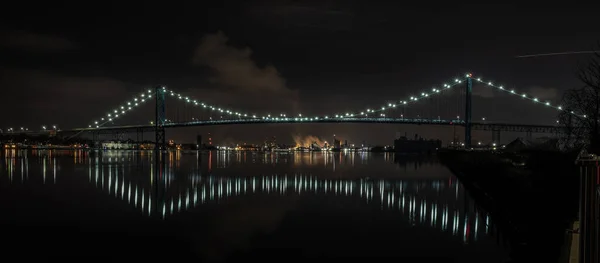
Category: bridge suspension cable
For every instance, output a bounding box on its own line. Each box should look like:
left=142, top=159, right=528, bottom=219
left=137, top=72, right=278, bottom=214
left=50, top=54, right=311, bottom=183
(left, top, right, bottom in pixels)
left=56, top=73, right=595, bottom=132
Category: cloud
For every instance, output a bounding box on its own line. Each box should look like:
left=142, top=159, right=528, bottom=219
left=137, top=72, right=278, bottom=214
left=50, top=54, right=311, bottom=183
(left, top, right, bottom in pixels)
left=292, top=134, right=327, bottom=148
left=193, top=31, right=286, bottom=93
left=192, top=31, right=299, bottom=112
left=0, top=30, right=79, bottom=52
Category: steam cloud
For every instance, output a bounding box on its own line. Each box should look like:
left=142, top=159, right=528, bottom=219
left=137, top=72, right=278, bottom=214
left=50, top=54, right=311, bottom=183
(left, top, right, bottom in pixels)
left=292, top=134, right=327, bottom=147
left=291, top=134, right=345, bottom=147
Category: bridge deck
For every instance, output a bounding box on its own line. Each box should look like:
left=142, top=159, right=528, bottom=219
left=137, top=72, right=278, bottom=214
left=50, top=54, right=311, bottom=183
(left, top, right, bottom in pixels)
left=57, top=118, right=560, bottom=134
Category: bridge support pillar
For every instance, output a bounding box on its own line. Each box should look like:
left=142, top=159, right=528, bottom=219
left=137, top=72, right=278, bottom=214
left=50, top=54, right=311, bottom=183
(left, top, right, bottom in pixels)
left=465, top=74, right=473, bottom=148
left=155, top=86, right=166, bottom=151
left=492, top=129, right=501, bottom=144
left=525, top=130, right=533, bottom=142
left=92, top=132, right=99, bottom=149
left=154, top=85, right=167, bottom=196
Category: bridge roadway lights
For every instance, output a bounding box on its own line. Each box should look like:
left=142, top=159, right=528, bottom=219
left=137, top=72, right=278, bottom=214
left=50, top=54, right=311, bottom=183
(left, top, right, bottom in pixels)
left=67, top=119, right=562, bottom=137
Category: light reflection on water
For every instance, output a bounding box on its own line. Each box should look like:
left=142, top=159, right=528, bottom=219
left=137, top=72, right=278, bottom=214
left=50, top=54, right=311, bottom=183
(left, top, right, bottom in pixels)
left=1, top=149, right=509, bottom=261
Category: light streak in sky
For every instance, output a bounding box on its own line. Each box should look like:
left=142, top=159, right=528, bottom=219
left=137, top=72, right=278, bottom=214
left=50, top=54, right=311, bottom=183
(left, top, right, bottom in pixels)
left=515, top=51, right=598, bottom=58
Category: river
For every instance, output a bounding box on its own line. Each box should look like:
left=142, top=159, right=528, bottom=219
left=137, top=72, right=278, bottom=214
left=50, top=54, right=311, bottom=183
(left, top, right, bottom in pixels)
left=0, top=149, right=510, bottom=261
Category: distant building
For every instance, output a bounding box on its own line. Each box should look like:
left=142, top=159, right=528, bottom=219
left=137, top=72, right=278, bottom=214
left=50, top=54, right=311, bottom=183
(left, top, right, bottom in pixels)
left=333, top=138, right=341, bottom=149
left=394, top=136, right=441, bottom=154
left=102, top=141, right=135, bottom=150
left=138, top=143, right=154, bottom=150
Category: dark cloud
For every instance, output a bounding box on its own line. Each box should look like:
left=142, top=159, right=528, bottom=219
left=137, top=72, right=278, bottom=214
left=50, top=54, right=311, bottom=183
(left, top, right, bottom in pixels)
left=192, top=31, right=299, bottom=113
left=0, top=30, right=79, bottom=52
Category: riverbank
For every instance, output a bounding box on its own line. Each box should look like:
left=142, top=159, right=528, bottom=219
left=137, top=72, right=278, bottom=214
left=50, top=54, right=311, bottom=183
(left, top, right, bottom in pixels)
left=438, top=149, right=580, bottom=262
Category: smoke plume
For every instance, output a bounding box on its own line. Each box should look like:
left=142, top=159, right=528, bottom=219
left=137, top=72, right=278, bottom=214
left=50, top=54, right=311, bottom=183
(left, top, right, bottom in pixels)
left=291, top=134, right=327, bottom=148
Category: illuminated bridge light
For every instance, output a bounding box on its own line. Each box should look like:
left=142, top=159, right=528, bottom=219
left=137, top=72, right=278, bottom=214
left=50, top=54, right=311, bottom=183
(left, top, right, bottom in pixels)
left=73, top=73, right=578, bottom=131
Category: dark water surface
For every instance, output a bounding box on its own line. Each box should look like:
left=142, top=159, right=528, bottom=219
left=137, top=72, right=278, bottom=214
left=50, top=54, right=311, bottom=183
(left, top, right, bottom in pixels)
left=1, top=150, right=510, bottom=261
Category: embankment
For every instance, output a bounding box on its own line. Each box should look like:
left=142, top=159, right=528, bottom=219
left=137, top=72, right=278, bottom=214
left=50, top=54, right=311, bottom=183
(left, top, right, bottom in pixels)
left=438, top=149, right=579, bottom=262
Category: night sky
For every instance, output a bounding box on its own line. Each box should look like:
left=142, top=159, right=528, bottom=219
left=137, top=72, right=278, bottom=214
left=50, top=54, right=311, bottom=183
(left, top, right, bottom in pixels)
left=1, top=2, right=599, bottom=145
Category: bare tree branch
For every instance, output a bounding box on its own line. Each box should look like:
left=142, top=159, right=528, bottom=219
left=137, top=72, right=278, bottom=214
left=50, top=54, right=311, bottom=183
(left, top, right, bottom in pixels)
left=560, top=42, right=600, bottom=153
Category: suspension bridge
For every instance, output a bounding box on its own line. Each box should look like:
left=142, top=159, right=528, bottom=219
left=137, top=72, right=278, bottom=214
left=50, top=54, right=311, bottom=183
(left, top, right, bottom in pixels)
left=2, top=73, right=581, bottom=149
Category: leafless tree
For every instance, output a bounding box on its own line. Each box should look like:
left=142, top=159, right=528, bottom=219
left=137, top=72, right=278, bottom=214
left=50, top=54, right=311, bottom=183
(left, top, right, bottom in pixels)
left=558, top=46, right=600, bottom=153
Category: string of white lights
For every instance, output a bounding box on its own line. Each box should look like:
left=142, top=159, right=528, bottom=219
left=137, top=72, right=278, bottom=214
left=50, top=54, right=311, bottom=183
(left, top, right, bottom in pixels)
left=79, top=73, right=588, bottom=129
left=88, top=89, right=154, bottom=128
left=472, top=76, right=585, bottom=118
left=162, top=87, right=258, bottom=119
left=323, top=75, right=469, bottom=120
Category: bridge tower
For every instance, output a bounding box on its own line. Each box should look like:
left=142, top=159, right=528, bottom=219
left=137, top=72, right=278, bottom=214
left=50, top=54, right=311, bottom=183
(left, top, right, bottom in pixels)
left=465, top=74, right=473, bottom=148
left=155, top=86, right=166, bottom=150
